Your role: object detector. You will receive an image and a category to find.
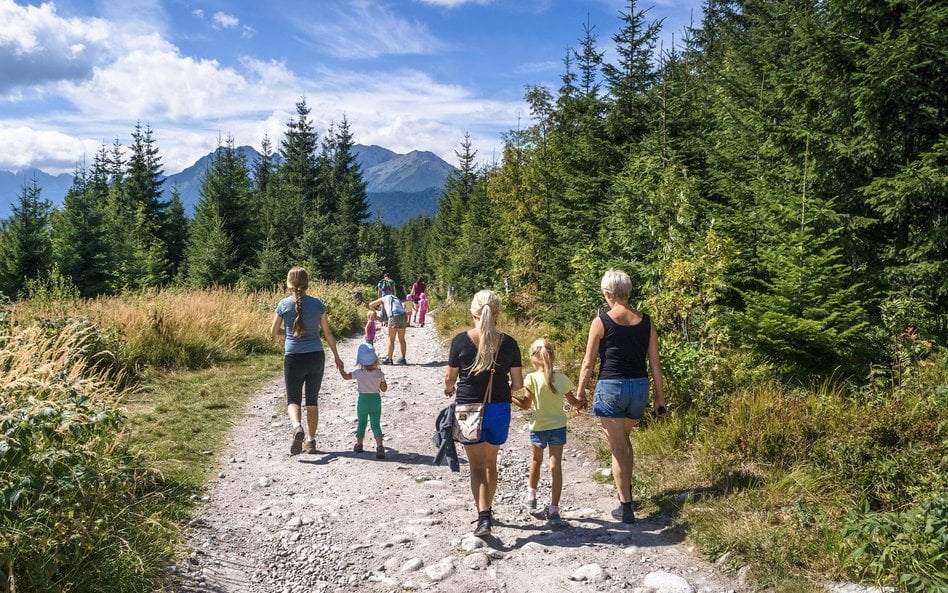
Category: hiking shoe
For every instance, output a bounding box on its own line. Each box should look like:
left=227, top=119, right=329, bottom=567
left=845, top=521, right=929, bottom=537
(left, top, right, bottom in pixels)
left=303, top=440, right=317, bottom=454
left=523, top=495, right=537, bottom=511
left=375, top=445, right=385, bottom=459
left=290, top=425, right=304, bottom=455
left=397, top=357, right=407, bottom=365
left=611, top=502, right=635, bottom=524
left=545, top=506, right=561, bottom=526
left=472, top=515, right=492, bottom=537
left=382, top=357, right=393, bottom=365
left=353, top=443, right=364, bottom=453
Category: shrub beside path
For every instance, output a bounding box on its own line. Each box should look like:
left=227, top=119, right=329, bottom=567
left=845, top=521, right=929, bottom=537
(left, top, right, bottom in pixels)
left=175, top=314, right=742, bottom=593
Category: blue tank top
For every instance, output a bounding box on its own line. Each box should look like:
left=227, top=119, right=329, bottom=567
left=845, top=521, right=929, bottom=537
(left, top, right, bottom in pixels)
left=597, top=312, right=650, bottom=379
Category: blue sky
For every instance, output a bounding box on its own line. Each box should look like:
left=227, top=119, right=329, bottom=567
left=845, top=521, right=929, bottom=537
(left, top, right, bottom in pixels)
left=0, top=0, right=704, bottom=175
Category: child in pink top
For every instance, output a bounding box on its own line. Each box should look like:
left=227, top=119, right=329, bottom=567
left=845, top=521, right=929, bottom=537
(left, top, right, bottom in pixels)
left=339, top=342, right=388, bottom=459
left=417, top=293, right=428, bottom=327
left=364, top=310, right=378, bottom=343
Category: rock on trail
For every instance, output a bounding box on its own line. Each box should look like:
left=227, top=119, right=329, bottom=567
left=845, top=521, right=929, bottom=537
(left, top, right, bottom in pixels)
left=175, top=313, right=743, bottom=593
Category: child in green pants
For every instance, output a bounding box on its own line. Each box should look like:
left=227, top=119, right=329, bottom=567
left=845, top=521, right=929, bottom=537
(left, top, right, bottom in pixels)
left=339, top=342, right=388, bottom=458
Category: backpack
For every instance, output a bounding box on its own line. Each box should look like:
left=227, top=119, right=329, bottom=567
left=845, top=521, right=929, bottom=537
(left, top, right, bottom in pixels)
left=389, top=296, right=405, bottom=316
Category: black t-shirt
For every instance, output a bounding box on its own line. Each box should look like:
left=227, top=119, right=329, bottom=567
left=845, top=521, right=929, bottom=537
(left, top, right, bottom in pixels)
left=448, top=331, right=522, bottom=404
left=597, top=312, right=650, bottom=379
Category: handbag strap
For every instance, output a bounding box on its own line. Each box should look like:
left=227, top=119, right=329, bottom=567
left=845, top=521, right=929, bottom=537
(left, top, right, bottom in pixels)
left=482, top=366, right=495, bottom=405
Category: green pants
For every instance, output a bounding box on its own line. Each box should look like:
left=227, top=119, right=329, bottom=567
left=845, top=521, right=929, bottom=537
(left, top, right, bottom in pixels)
left=356, top=393, right=383, bottom=439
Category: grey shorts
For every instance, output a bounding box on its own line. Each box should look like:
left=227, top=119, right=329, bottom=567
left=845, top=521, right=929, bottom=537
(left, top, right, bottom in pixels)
left=389, top=313, right=408, bottom=329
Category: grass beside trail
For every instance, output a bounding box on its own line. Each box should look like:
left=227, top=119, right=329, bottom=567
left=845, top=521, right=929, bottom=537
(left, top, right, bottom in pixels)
left=123, top=354, right=283, bottom=486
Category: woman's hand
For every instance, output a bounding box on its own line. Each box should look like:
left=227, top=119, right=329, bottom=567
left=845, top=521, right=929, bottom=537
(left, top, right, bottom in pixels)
left=444, top=385, right=456, bottom=398
left=575, top=388, right=589, bottom=410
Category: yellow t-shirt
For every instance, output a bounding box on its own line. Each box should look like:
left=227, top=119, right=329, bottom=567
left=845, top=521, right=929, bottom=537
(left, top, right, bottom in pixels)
left=523, top=370, right=574, bottom=432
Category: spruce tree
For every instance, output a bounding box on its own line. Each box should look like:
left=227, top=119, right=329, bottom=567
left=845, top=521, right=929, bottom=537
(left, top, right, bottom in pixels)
left=185, top=138, right=255, bottom=285
left=0, top=177, right=53, bottom=298
left=52, top=166, right=114, bottom=296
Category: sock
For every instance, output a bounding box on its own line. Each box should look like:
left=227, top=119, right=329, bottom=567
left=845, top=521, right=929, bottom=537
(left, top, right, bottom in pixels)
left=547, top=504, right=559, bottom=513
left=307, top=436, right=316, bottom=442
left=621, top=501, right=632, bottom=509
left=527, top=488, right=537, bottom=498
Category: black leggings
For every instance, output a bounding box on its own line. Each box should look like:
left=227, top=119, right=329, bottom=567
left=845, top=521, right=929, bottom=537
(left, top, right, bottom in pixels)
left=284, top=351, right=325, bottom=407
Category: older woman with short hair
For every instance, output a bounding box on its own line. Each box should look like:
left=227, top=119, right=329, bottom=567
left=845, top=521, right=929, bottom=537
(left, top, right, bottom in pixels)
left=576, top=269, right=667, bottom=523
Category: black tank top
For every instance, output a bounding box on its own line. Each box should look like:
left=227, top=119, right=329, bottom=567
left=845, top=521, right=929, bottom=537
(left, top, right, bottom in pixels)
left=597, top=312, right=650, bottom=379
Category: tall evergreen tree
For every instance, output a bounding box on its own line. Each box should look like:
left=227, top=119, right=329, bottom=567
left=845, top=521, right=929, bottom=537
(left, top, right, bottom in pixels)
left=185, top=138, right=255, bottom=285
left=52, top=166, right=114, bottom=296
left=0, top=177, right=53, bottom=298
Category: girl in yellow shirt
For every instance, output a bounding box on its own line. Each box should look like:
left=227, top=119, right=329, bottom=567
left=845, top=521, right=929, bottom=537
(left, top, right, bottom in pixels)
left=519, top=338, right=581, bottom=525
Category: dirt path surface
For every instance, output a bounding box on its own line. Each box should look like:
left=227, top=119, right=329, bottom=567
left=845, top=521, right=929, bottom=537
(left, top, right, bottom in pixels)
left=175, top=315, right=743, bottom=593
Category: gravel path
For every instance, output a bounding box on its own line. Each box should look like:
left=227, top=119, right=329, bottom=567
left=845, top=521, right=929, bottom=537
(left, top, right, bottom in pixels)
left=174, top=314, right=743, bottom=593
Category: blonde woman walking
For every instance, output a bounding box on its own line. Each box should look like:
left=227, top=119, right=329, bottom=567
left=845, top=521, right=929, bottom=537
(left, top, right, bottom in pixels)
left=576, top=269, right=667, bottom=523
left=444, top=290, right=523, bottom=537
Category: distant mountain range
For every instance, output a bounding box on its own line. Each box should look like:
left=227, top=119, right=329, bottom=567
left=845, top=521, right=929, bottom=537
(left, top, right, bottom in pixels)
left=0, top=144, right=454, bottom=226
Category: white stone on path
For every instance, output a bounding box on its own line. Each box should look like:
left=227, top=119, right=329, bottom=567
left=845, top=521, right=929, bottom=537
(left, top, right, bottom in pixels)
left=258, top=477, right=272, bottom=488
left=463, top=552, right=491, bottom=570
left=283, top=517, right=302, bottom=531
left=424, top=559, right=455, bottom=582
left=570, top=564, right=608, bottom=582
left=642, top=571, right=694, bottom=593
left=400, top=558, right=424, bottom=572
left=460, top=536, right=486, bottom=552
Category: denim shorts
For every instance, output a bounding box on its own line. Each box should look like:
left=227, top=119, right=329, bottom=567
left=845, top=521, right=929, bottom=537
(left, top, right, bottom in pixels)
left=593, top=378, right=649, bottom=419
left=530, top=426, right=567, bottom=448
left=476, top=402, right=511, bottom=446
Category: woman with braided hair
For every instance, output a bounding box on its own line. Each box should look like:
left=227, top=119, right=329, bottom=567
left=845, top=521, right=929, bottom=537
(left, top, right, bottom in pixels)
left=271, top=267, right=344, bottom=455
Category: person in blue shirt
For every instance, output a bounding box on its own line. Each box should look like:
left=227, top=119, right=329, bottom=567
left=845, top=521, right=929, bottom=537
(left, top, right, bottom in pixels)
left=271, top=266, right=344, bottom=455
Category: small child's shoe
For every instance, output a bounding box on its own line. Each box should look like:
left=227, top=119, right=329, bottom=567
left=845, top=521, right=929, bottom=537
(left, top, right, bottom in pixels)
left=545, top=505, right=561, bottom=525
left=376, top=445, right=385, bottom=459
left=353, top=442, right=364, bottom=453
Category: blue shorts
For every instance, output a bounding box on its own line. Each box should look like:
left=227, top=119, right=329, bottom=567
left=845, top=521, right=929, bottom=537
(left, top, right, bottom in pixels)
left=593, top=378, right=649, bottom=419
left=530, top=426, right=567, bottom=448
left=476, top=402, right=511, bottom=446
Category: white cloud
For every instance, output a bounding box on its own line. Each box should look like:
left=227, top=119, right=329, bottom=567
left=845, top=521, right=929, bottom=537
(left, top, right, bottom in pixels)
left=212, top=11, right=239, bottom=29
left=0, top=3, right=522, bottom=174
left=0, top=0, right=112, bottom=93
left=301, top=0, right=449, bottom=59
left=192, top=8, right=204, bottom=19
left=0, top=125, right=102, bottom=173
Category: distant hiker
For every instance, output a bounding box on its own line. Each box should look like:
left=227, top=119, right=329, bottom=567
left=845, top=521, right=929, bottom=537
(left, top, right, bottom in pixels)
left=377, top=272, right=395, bottom=297
left=410, top=276, right=427, bottom=305
left=576, top=269, right=667, bottom=524
left=338, top=342, right=388, bottom=459
left=369, top=293, right=409, bottom=364
left=443, top=290, right=523, bottom=537
left=417, top=292, right=428, bottom=327
left=516, top=338, right=580, bottom=526
left=364, top=309, right=378, bottom=343
left=271, top=266, right=344, bottom=455
left=403, top=294, right=415, bottom=326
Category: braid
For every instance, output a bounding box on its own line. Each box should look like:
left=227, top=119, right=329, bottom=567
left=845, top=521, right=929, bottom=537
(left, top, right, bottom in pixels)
left=286, top=266, right=309, bottom=337
left=292, top=289, right=304, bottom=337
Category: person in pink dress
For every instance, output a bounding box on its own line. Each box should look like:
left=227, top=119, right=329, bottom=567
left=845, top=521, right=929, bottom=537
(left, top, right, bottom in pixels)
left=417, top=292, right=428, bottom=327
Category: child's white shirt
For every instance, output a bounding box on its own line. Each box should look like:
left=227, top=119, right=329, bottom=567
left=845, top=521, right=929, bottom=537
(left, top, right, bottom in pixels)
left=351, top=368, right=385, bottom=393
